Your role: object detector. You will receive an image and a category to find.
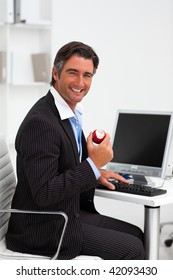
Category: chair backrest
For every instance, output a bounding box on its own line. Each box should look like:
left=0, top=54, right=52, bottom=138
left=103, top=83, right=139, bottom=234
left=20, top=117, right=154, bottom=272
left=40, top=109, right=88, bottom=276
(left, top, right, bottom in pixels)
left=0, top=135, right=16, bottom=241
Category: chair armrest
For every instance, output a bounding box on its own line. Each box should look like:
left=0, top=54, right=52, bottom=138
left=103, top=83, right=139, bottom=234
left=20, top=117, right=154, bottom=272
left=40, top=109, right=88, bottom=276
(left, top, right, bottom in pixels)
left=0, top=208, right=68, bottom=260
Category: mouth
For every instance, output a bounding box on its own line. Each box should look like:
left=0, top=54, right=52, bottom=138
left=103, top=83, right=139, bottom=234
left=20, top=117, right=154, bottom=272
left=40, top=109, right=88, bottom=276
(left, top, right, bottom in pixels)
left=70, top=87, right=83, bottom=93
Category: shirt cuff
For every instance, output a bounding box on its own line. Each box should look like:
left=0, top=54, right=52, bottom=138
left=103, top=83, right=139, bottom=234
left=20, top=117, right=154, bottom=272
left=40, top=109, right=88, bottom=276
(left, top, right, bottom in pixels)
left=86, top=157, right=101, bottom=180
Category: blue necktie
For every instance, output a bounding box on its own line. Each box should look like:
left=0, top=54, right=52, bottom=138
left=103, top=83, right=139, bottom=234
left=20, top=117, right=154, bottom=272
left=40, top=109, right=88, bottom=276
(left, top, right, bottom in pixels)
left=69, top=116, right=82, bottom=161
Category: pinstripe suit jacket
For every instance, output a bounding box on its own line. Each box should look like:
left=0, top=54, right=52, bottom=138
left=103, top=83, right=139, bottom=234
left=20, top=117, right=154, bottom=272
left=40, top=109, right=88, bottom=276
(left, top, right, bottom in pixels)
left=6, top=91, right=98, bottom=259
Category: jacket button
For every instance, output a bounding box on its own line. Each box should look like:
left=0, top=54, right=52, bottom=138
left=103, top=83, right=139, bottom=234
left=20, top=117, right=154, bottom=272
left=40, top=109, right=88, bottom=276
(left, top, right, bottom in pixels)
left=75, top=213, right=80, bottom=218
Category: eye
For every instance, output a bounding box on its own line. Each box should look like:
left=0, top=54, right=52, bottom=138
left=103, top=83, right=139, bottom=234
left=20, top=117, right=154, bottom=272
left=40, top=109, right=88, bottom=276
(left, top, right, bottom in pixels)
left=66, top=69, right=78, bottom=76
left=68, top=71, right=77, bottom=75
left=84, top=73, right=93, bottom=79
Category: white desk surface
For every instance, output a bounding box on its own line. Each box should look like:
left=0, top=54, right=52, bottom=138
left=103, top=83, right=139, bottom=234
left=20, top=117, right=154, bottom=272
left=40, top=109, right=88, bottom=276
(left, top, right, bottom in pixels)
left=95, top=178, right=173, bottom=207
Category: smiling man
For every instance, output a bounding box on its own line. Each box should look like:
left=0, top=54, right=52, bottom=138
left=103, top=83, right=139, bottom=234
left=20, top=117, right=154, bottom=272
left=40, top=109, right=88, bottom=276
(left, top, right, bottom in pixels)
left=6, top=41, right=145, bottom=260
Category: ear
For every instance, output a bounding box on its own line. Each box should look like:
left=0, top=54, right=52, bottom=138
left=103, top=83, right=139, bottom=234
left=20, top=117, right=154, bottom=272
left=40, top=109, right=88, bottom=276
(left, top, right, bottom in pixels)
left=52, top=66, right=59, bottom=81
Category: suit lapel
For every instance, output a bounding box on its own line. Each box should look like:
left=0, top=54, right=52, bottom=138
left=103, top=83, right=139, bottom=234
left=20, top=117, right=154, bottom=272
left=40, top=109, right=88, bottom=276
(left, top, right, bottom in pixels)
left=60, top=119, right=80, bottom=164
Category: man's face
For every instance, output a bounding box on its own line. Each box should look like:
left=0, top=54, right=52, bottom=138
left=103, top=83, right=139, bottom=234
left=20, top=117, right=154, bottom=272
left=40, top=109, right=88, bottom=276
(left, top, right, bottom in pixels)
left=52, top=55, right=94, bottom=111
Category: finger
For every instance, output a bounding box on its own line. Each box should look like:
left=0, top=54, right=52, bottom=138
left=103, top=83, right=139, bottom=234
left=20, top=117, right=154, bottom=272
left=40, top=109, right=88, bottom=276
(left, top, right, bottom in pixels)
left=114, top=173, right=128, bottom=183
left=87, top=132, right=92, bottom=140
left=104, top=181, right=116, bottom=190
left=99, top=177, right=116, bottom=190
left=101, top=133, right=110, bottom=143
left=87, top=132, right=94, bottom=146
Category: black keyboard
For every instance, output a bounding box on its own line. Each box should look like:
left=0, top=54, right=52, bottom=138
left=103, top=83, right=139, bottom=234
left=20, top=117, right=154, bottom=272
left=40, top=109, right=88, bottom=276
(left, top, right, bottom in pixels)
left=97, top=181, right=167, bottom=197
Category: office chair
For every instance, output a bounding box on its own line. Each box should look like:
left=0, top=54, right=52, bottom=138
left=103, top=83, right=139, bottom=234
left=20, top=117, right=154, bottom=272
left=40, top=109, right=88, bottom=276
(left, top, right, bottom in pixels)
left=0, top=134, right=101, bottom=260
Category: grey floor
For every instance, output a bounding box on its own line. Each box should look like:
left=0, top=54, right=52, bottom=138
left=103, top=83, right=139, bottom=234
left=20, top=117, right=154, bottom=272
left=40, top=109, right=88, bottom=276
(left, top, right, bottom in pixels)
left=159, top=224, right=173, bottom=259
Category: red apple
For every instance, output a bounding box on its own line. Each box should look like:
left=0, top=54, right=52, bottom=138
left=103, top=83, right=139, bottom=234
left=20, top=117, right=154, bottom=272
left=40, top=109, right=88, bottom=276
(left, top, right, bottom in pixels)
left=92, top=129, right=106, bottom=144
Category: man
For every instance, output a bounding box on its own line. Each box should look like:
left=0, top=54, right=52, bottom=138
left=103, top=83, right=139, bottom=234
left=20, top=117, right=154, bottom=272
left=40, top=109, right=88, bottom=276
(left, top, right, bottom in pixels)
left=6, top=41, right=145, bottom=259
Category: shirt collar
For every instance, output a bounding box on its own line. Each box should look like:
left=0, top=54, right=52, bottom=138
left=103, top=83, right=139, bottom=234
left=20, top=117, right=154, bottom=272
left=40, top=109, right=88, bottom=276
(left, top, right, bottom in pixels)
left=50, top=86, right=83, bottom=120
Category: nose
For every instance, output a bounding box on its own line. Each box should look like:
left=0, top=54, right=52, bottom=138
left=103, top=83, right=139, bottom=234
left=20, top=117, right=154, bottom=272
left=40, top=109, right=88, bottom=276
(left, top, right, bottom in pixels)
left=75, top=75, right=85, bottom=87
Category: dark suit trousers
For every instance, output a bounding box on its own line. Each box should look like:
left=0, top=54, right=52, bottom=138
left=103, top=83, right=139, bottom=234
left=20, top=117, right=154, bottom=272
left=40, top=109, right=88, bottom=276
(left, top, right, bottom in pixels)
left=79, top=210, right=145, bottom=259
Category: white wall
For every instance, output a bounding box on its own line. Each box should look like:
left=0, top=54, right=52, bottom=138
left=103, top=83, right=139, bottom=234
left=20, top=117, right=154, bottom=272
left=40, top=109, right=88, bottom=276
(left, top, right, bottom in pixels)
left=52, top=0, right=173, bottom=136
left=52, top=0, right=173, bottom=228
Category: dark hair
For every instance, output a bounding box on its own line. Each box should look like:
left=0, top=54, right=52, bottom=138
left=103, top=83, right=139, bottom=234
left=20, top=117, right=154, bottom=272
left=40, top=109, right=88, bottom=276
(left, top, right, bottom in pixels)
left=50, top=41, right=99, bottom=85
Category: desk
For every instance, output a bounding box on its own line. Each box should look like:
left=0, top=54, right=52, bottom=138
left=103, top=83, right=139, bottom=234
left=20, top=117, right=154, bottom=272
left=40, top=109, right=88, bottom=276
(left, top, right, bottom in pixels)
left=95, top=178, right=173, bottom=260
